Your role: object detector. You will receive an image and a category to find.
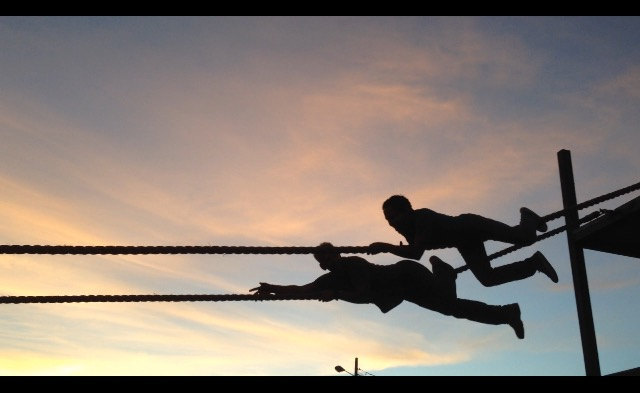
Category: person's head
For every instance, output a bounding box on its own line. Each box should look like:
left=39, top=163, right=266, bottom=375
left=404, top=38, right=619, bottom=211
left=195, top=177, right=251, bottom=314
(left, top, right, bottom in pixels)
left=382, top=195, right=413, bottom=232
left=313, top=242, right=341, bottom=270
left=382, top=195, right=412, bottom=212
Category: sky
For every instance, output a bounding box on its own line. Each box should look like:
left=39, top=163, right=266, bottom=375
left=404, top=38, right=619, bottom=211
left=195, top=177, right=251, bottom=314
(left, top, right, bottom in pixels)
left=0, top=16, right=639, bottom=376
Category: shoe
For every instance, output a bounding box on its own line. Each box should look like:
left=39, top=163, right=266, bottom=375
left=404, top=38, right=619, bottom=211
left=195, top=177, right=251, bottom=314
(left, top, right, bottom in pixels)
left=506, top=303, right=525, bottom=339
left=532, top=251, right=558, bottom=283
left=520, top=207, right=548, bottom=232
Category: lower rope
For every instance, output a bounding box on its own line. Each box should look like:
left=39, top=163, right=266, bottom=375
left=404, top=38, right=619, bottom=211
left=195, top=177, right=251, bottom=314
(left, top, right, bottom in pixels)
left=0, top=245, right=370, bottom=255
left=0, top=294, right=321, bottom=304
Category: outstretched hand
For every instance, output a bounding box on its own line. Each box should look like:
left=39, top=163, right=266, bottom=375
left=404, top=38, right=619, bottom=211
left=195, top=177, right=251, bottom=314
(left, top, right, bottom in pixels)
left=367, top=242, right=390, bottom=255
left=250, top=282, right=277, bottom=295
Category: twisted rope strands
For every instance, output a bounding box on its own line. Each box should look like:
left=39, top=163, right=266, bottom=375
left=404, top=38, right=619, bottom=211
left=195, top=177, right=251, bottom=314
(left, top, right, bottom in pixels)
left=0, top=293, right=322, bottom=304
left=541, top=180, right=640, bottom=223
left=0, top=245, right=371, bottom=256
left=1, top=181, right=636, bottom=256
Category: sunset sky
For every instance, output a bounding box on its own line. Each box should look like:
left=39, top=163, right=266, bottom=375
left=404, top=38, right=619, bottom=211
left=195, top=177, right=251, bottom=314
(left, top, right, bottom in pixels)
left=1, top=16, right=639, bottom=375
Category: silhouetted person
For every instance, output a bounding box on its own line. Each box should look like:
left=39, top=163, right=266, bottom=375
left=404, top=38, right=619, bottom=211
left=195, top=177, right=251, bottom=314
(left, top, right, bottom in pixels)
left=251, top=243, right=525, bottom=339
left=368, top=195, right=558, bottom=287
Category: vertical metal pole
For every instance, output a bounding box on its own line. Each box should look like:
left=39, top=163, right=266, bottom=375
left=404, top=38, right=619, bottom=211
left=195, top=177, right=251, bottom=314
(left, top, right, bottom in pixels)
left=354, top=357, right=358, bottom=376
left=557, top=149, right=601, bottom=376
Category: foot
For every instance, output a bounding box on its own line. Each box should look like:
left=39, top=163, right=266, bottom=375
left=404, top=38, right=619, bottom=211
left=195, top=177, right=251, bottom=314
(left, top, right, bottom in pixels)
left=531, top=251, right=558, bottom=283
left=520, top=207, right=548, bottom=233
left=429, top=256, right=457, bottom=299
left=505, top=303, right=525, bottom=339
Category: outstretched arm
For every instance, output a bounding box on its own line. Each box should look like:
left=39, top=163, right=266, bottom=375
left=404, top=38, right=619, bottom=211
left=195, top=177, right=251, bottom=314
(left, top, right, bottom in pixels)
left=250, top=282, right=317, bottom=296
left=367, top=242, right=424, bottom=260
left=250, top=266, right=380, bottom=305
left=250, top=273, right=337, bottom=301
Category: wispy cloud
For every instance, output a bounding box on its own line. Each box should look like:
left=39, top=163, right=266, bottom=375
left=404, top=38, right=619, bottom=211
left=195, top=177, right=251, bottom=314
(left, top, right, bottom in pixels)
left=0, top=301, right=475, bottom=375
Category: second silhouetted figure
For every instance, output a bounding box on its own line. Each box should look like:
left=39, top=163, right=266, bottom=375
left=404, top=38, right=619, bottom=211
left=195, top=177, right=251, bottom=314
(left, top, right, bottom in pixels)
left=251, top=243, right=525, bottom=338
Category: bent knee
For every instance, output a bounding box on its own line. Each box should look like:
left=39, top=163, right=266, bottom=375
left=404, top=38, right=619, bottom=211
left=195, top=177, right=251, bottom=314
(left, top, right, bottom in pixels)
left=474, top=272, right=502, bottom=287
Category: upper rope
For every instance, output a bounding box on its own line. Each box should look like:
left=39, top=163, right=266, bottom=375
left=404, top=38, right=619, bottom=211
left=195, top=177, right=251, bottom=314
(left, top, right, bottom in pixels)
left=1, top=180, right=637, bottom=256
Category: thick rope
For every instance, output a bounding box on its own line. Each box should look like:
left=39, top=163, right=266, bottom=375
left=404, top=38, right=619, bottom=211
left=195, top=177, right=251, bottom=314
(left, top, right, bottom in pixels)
left=0, top=180, right=636, bottom=256
left=0, top=293, right=321, bottom=304
left=541, top=180, right=640, bottom=223
left=0, top=245, right=370, bottom=255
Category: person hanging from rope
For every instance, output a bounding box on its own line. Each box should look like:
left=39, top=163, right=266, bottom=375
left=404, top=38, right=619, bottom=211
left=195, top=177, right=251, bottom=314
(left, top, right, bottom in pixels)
left=368, top=195, right=558, bottom=287
left=250, top=242, right=526, bottom=339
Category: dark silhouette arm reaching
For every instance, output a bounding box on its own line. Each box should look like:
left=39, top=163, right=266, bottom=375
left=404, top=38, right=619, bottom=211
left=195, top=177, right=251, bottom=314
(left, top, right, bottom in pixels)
left=250, top=267, right=382, bottom=306
left=251, top=272, right=374, bottom=303
left=250, top=274, right=336, bottom=301
left=368, top=241, right=425, bottom=260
